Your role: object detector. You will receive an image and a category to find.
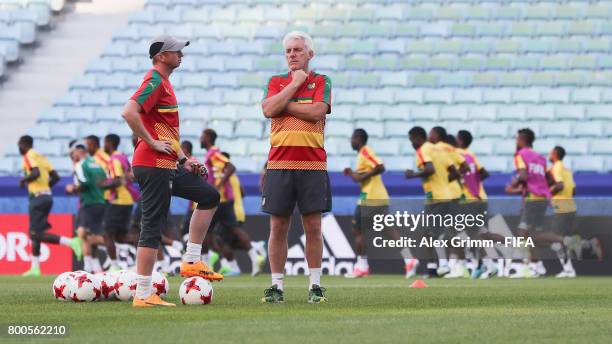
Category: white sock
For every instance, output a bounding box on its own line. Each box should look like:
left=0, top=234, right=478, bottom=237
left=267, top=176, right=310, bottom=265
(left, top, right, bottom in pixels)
left=439, top=259, right=449, bottom=267
left=153, top=260, right=162, bottom=272
left=110, top=259, right=120, bottom=269
left=309, top=267, right=321, bottom=289
left=271, top=273, right=284, bottom=290
left=201, top=254, right=209, bottom=263
left=564, top=259, right=575, bottom=272
left=357, top=255, right=368, bottom=269
left=183, top=241, right=202, bottom=263
left=59, top=237, right=71, bottom=246
left=248, top=247, right=259, bottom=263
left=135, top=274, right=152, bottom=300
left=31, top=256, right=40, bottom=269
left=84, top=256, right=92, bottom=272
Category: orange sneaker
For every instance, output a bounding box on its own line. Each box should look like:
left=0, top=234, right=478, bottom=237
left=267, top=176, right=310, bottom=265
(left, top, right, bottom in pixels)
left=180, top=261, right=224, bottom=281
left=132, top=293, right=176, bottom=308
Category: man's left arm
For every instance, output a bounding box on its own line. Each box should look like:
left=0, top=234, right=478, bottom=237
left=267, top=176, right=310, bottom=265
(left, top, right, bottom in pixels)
left=285, top=75, right=332, bottom=123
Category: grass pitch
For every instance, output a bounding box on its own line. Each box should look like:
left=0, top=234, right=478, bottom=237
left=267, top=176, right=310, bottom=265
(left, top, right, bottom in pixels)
left=1, top=275, right=611, bottom=344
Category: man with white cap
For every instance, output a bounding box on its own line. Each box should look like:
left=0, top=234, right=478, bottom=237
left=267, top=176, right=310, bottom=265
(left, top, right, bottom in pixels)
left=122, top=35, right=223, bottom=308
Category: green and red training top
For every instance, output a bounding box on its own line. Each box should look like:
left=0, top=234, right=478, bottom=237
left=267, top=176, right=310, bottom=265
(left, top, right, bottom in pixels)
left=263, top=71, right=332, bottom=170
left=130, top=68, right=181, bottom=169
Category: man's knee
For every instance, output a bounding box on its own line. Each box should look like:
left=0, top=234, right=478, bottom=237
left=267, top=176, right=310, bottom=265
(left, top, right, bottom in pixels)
left=196, top=189, right=220, bottom=210
left=302, top=212, right=322, bottom=233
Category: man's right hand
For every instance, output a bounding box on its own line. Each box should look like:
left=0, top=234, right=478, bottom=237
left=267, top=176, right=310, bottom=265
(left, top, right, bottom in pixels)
left=291, top=69, right=308, bottom=87
left=149, top=140, right=174, bottom=155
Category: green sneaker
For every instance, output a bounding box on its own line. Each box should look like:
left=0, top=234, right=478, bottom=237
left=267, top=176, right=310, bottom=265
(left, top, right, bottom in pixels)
left=208, top=251, right=220, bottom=269
left=261, top=285, right=284, bottom=303
left=69, top=237, right=83, bottom=261
left=307, top=285, right=328, bottom=304
left=22, top=266, right=41, bottom=277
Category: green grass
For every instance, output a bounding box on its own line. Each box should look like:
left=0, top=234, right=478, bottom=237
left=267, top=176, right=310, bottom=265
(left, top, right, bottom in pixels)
left=1, top=275, right=611, bottom=343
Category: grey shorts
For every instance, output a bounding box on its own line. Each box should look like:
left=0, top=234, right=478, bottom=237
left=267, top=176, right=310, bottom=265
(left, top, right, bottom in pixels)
left=552, top=212, right=576, bottom=236
left=261, top=169, right=332, bottom=216
left=518, top=200, right=548, bottom=231
left=78, top=204, right=107, bottom=235
left=133, top=166, right=220, bottom=249
left=28, top=194, right=53, bottom=234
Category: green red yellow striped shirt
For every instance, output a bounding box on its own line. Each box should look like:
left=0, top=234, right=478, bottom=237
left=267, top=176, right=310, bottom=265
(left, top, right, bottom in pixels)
left=263, top=71, right=332, bottom=170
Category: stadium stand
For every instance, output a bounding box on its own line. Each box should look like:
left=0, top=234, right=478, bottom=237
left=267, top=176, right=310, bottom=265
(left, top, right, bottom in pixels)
left=2, top=0, right=612, bottom=175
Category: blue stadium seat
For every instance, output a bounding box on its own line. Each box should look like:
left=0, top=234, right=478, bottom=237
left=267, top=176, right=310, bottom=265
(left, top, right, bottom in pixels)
left=478, top=156, right=507, bottom=172
left=208, top=120, right=234, bottom=138
left=48, top=157, right=72, bottom=175
left=247, top=140, right=269, bottom=156
left=585, top=105, right=612, bottom=120
left=453, top=89, right=482, bottom=104
left=327, top=156, right=352, bottom=172
left=424, top=89, right=452, bottom=104
left=236, top=41, right=265, bottom=56
left=436, top=106, right=465, bottom=122
left=394, top=89, right=423, bottom=104
left=540, top=89, right=570, bottom=103
left=541, top=122, right=572, bottom=138
left=470, top=139, right=494, bottom=155
left=194, top=90, right=223, bottom=105
left=209, top=105, right=238, bottom=121
left=383, top=156, right=415, bottom=171
left=469, top=106, right=496, bottom=121
left=572, top=156, right=604, bottom=172
left=326, top=120, right=354, bottom=138
left=108, top=123, right=133, bottom=138
left=573, top=121, right=603, bottom=137
left=370, top=140, right=400, bottom=156
left=565, top=139, right=590, bottom=155
left=95, top=107, right=123, bottom=122
left=526, top=105, right=555, bottom=120
left=330, top=106, right=352, bottom=121
left=384, top=121, right=411, bottom=138
left=477, top=121, right=508, bottom=138
left=497, top=105, right=526, bottom=121
left=355, top=121, right=384, bottom=138
left=483, top=89, right=511, bottom=104
left=0, top=40, right=20, bottom=62
left=353, top=106, right=381, bottom=121
left=64, top=107, right=95, bottom=122
left=38, top=107, right=64, bottom=122
left=54, top=92, right=80, bottom=106
left=79, top=123, right=110, bottom=139
left=181, top=106, right=209, bottom=121
left=365, top=89, right=394, bottom=105
left=590, top=140, right=612, bottom=154
left=234, top=120, right=263, bottom=138
left=209, top=73, right=238, bottom=88
left=48, top=123, right=78, bottom=139
left=555, top=105, right=584, bottom=120
left=71, top=75, right=97, bottom=90
left=335, top=89, right=365, bottom=105
left=571, top=88, right=600, bottom=103
left=0, top=157, right=15, bottom=176
left=411, top=106, right=439, bottom=120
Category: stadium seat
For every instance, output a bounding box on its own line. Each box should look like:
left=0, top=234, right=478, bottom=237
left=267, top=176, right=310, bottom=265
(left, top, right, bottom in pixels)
left=572, top=156, right=604, bottom=172
left=326, top=120, right=354, bottom=138
left=384, top=121, right=411, bottom=138
left=478, top=156, right=507, bottom=172
left=327, top=156, right=352, bottom=172
left=48, top=123, right=78, bottom=139
left=541, top=122, right=572, bottom=138
left=585, top=105, right=612, bottom=120
left=0, top=157, right=15, bottom=176
left=95, top=107, right=123, bottom=122
left=573, top=121, right=603, bottom=137
left=234, top=120, right=263, bottom=139
left=476, top=121, right=508, bottom=138
left=468, top=106, right=496, bottom=121
left=38, top=107, right=64, bottom=122
left=439, top=105, right=468, bottom=121
left=64, top=108, right=95, bottom=122
left=27, top=124, right=51, bottom=140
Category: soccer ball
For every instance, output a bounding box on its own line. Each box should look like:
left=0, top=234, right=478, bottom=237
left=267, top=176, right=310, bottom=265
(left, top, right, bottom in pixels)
left=68, top=272, right=101, bottom=302
left=152, top=271, right=169, bottom=298
left=178, top=277, right=213, bottom=305
left=97, top=272, right=118, bottom=300
left=115, top=270, right=137, bottom=301
left=52, top=272, right=74, bottom=301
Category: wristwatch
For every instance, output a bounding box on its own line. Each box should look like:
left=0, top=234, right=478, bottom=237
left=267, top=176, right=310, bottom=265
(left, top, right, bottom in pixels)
left=178, top=157, right=188, bottom=165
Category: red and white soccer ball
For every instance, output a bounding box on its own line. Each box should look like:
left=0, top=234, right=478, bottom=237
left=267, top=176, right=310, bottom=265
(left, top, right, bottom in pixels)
left=68, top=272, right=101, bottom=302
left=96, top=272, right=118, bottom=300
left=52, top=272, right=75, bottom=301
left=179, top=277, right=213, bottom=305
left=152, top=271, right=169, bottom=298
left=114, top=270, right=137, bottom=301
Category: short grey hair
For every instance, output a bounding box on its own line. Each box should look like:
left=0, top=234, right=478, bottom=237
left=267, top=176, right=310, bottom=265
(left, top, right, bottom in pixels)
left=282, top=31, right=315, bottom=53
